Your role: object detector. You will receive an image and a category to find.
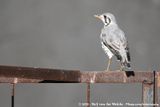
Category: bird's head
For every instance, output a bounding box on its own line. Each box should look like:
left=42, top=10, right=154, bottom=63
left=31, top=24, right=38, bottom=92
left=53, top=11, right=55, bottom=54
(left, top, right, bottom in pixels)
left=94, top=13, right=117, bottom=26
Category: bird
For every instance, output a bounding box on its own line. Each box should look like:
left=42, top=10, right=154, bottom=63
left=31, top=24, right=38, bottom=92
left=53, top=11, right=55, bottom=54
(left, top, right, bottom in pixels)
left=94, top=13, right=131, bottom=71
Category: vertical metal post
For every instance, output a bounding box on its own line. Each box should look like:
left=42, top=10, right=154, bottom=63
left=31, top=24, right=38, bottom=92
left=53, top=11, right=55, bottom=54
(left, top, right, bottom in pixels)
left=87, top=83, right=90, bottom=107
left=153, top=71, right=158, bottom=107
left=11, top=78, right=17, bottom=107
left=11, top=83, right=15, bottom=107
left=157, top=72, right=160, bottom=106
left=142, top=71, right=158, bottom=107
left=142, top=82, right=153, bottom=107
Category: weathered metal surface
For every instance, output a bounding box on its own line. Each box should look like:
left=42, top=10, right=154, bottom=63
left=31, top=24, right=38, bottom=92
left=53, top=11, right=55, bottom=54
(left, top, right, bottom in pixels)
left=142, top=83, right=154, bottom=107
left=0, top=77, right=43, bottom=83
left=153, top=71, right=158, bottom=107
left=157, top=72, right=160, bottom=106
left=0, top=65, right=159, bottom=107
left=80, top=71, right=153, bottom=83
left=0, top=65, right=159, bottom=86
left=87, top=83, right=91, bottom=107
left=157, top=72, right=160, bottom=107
left=0, top=65, right=159, bottom=85
left=157, top=72, right=160, bottom=88
left=142, top=71, right=159, bottom=107
left=0, top=65, right=81, bottom=83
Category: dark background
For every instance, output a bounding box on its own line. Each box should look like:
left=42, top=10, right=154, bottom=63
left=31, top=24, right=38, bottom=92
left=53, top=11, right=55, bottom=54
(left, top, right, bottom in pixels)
left=0, top=0, right=160, bottom=107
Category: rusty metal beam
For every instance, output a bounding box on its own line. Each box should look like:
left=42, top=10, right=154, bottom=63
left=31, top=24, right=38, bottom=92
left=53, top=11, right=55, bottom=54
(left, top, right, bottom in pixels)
left=0, top=65, right=80, bottom=83
left=80, top=71, right=154, bottom=83
left=0, top=65, right=159, bottom=86
left=0, top=65, right=159, bottom=107
left=0, top=77, right=42, bottom=83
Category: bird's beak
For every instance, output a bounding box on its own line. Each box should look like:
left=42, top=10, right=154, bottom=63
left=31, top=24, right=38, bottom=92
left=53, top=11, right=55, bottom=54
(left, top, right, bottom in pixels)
left=94, top=15, right=101, bottom=20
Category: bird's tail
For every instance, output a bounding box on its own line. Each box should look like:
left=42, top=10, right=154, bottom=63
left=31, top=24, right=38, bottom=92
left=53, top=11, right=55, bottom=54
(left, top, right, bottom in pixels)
left=119, top=47, right=131, bottom=69
left=124, top=62, right=131, bottom=68
left=121, top=60, right=131, bottom=69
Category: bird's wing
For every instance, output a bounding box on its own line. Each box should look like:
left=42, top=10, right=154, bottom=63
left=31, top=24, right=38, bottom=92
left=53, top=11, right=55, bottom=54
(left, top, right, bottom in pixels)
left=101, top=28, right=131, bottom=62
left=101, top=32, right=121, bottom=60
left=126, top=43, right=131, bottom=62
left=117, top=30, right=131, bottom=62
left=101, top=29, right=125, bottom=51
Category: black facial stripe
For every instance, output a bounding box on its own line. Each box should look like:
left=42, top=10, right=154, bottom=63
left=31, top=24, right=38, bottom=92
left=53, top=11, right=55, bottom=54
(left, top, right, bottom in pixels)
left=104, top=15, right=107, bottom=23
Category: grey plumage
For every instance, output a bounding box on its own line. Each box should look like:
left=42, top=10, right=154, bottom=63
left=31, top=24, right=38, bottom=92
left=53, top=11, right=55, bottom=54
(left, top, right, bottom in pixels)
left=95, top=13, right=131, bottom=69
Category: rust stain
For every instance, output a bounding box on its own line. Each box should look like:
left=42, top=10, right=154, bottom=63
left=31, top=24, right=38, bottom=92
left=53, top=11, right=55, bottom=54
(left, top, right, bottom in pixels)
left=0, top=65, right=158, bottom=107
left=0, top=65, right=156, bottom=84
left=0, top=65, right=80, bottom=83
left=157, top=72, right=160, bottom=88
left=142, top=83, right=154, bottom=105
left=0, top=77, right=42, bottom=83
left=80, top=71, right=153, bottom=83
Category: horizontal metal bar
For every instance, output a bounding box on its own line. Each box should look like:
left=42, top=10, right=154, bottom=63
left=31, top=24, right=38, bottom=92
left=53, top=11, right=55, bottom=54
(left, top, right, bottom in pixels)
left=0, top=65, right=159, bottom=86
left=0, top=65, right=80, bottom=83
left=80, top=71, right=154, bottom=83
left=0, top=77, right=42, bottom=83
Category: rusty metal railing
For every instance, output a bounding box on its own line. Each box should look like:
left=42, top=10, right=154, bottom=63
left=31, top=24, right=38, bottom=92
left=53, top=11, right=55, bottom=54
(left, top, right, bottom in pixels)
left=0, top=65, right=159, bottom=107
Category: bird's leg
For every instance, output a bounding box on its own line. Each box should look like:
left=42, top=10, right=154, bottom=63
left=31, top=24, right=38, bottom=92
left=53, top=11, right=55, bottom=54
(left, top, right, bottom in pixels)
left=106, top=58, right=112, bottom=71
left=119, top=64, right=124, bottom=71
left=120, top=65, right=122, bottom=71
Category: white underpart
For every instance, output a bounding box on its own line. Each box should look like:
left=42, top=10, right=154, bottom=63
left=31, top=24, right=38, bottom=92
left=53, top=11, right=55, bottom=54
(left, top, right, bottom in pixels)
left=101, top=41, right=114, bottom=59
